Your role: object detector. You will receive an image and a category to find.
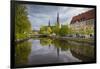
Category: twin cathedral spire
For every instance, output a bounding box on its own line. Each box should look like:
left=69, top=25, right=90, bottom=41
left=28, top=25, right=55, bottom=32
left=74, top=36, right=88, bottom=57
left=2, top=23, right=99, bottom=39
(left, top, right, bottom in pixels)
left=48, top=12, right=61, bottom=28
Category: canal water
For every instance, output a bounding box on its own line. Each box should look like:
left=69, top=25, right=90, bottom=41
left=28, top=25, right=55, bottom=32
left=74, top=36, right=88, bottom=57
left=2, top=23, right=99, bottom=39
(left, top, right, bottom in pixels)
left=15, top=37, right=95, bottom=67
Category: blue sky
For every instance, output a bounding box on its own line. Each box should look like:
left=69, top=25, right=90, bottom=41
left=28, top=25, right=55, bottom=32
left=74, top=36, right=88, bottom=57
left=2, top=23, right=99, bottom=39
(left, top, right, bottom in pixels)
left=24, top=4, right=93, bottom=30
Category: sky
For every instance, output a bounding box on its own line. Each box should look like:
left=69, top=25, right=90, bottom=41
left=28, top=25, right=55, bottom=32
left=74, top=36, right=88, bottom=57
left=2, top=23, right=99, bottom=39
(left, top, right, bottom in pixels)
left=25, top=4, right=93, bottom=30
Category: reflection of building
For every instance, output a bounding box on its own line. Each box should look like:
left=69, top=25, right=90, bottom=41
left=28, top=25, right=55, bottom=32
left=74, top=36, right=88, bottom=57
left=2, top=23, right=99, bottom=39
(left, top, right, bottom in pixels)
left=70, top=45, right=94, bottom=62
left=70, top=9, right=95, bottom=34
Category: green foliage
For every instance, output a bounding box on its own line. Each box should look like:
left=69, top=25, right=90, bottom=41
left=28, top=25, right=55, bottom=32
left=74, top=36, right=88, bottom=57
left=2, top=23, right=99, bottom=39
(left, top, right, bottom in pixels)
left=52, top=23, right=60, bottom=35
left=50, top=26, right=56, bottom=33
left=39, top=26, right=52, bottom=35
left=39, top=24, right=71, bottom=36
left=47, top=27, right=52, bottom=34
left=52, top=38, right=94, bottom=59
left=85, top=27, right=94, bottom=35
left=39, top=26, right=47, bottom=34
left=39, top=22, right=94, bottom=36
left=51, top=25, right=71, bottom=36
left=40, top=38, right=52, bottom=46
left=15, top=41, right=32, bottom=66
left=15, top=33, right=28, bottom=39
left=78, top=27, right=94, bottom=35
left=59, top=25, right=69, bottom=36
left=15, top=4, right=32, bottom=39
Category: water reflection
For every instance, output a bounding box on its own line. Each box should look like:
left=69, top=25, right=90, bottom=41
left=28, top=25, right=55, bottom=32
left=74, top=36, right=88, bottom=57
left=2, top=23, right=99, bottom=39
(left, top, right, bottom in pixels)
left=52, top=39, right=95, bottom=62
left=15, top=40, right=32, bottom=67
left=40, top=38, right=52, bottom=46
left=15, top=37, right=95, bottom=67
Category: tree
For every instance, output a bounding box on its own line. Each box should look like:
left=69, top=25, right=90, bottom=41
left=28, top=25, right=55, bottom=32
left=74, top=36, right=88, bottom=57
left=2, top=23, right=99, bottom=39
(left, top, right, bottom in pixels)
left=39, top=26, right=47, bottom=34
left=78, top=26, right=94, bottom=35
left=47, top=27, right=52, bottom=34
left=39, top=26, right=52, bottom=35
left=15, top=4, right=32, bottom=39
left=59, top=25, right=69, bottom=36
left=52, top=23, right=60, bottom=35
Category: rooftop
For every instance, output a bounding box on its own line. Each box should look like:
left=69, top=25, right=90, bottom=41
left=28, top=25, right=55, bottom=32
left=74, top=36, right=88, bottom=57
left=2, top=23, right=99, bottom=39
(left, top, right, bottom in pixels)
left=70, top=9, right=95, bottom=24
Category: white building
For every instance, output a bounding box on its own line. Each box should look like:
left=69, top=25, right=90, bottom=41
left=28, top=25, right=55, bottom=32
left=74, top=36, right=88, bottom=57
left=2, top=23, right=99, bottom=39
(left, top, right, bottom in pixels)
left=70, top=9, right=95, bottom=36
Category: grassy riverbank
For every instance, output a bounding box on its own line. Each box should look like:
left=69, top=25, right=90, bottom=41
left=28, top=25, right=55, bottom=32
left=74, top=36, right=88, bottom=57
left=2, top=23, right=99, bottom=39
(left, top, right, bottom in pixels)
left=15, top=33, right=31, bottom=43
left=16, top=33, right=28, bottom=39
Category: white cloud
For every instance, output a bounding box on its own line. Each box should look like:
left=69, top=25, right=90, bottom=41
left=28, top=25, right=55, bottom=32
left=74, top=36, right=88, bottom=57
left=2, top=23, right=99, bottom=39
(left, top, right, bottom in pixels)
left=26, top=4, right=93, bottom=30
left=59, top=7, right=93, bottom=24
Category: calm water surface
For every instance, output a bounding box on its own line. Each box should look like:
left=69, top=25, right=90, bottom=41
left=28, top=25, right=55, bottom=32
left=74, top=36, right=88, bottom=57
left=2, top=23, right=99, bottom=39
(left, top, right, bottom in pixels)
left=15, top=38, right=95, bottom=67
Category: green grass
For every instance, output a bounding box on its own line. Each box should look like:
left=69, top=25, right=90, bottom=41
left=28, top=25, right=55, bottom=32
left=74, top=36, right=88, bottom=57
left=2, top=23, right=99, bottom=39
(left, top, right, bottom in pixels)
left=15, top=33, right=29, bottom=40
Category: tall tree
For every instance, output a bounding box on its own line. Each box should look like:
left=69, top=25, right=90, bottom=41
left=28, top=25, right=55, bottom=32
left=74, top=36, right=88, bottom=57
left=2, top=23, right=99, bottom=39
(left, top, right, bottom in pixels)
left=15, top=4, right=32, bottom=39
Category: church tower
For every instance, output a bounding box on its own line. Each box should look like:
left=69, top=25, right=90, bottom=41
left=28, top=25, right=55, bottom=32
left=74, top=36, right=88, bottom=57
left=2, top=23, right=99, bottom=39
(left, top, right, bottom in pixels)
left=57, top=12, right=61, bottom=28
left=48, top=19, right=50, bottom=27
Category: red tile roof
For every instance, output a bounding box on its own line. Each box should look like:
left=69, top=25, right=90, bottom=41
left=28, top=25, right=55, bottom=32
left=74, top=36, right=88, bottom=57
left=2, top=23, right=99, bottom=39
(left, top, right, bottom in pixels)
left=70, top=9, right=95, bottom=24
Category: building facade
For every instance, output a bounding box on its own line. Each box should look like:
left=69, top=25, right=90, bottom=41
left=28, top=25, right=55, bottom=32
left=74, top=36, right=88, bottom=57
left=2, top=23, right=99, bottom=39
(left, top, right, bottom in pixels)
left=70, top=9, right=95, bottom=35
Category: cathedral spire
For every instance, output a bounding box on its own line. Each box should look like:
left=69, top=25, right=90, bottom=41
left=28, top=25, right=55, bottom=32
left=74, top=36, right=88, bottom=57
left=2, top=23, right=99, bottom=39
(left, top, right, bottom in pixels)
left=57, top=12, right=61, bottom=28
left=48, top=19, right=50, bottom=27
left=57, top=12, right=59, bottom=25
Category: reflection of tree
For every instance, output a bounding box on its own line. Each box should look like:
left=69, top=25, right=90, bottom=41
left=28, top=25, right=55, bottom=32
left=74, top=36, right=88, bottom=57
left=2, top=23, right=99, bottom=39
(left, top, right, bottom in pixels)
left=52, top=39, right=70, bottom=57
left=15, top=41, right=32, bottom=66
left=52, top=39, right=95, bottom=62
left=70, top=45, right=94, bottom=62
left=52, top=39, right=69, bottom=51
left=39, top=38, right=95, bottom=62
left=40, top=38, right=52, bottom=46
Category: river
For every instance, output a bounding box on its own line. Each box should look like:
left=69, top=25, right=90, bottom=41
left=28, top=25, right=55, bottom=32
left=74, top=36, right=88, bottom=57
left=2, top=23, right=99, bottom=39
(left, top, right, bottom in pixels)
left=15, top=37, right=95, bottom=67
